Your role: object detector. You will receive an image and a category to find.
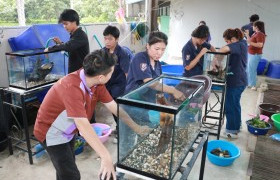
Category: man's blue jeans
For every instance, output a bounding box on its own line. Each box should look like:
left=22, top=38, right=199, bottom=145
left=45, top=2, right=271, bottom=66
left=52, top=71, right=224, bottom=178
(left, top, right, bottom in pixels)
left=247, top=54, right=262, bottom=87
left=225, top=86, right=246, bottom=134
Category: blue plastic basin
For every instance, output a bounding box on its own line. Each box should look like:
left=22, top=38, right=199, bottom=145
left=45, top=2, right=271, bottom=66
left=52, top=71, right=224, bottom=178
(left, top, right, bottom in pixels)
left=207, top=140, right=240, bottom=166
left=246, top=120, right=272, bottom=135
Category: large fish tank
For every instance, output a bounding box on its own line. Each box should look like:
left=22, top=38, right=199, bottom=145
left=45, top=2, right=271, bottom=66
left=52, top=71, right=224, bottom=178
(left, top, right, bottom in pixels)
left=116, top=75, right=205, bottom=180
left=6, top=48, right=68, bottom=90
left=203, top=51, right=229, bottom=83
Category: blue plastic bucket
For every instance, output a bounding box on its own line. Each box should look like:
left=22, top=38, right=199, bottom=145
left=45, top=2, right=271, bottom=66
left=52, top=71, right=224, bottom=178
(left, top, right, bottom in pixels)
left=207, top=140, right=240, bottom=166
left=257, top=59, right=268, bottom=75
left=266, top=60, right=280, bottom=79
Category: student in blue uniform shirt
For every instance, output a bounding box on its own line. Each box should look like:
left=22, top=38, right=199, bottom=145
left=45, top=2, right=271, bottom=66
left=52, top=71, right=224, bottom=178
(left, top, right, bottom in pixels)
left=103, top=25, right=132, bottom=126
left=181, top=25, right=215, bottom=77
left=216, top=28, right=248, bottom=139
left=126, top=32, right=184, bottom=100
left=120, top=32, right=185, bottom=159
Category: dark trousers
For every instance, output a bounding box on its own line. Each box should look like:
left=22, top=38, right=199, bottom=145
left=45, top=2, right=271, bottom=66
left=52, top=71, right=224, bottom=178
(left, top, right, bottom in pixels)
left=40, top=137, right=80, bottom=180
left=225, top=86, right=246, bottom=133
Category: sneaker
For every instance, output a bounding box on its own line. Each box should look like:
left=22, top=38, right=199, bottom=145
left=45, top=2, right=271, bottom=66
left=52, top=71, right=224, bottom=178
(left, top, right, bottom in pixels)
left=251, top=86, right=257, bottom=90
left=222, top=132, right=238, bottom=139
left=113, top=137, right=118, bottom=144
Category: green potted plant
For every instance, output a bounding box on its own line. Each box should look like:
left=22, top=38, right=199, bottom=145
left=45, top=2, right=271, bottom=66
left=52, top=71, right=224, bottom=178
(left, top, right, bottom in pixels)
left=246, top=114, right=272, bottom=135
left=74, top=136, right=86, bottom=155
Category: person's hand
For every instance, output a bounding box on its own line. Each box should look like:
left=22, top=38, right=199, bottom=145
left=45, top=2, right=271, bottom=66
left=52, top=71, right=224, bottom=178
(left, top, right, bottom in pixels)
left=99, top=156, right=116, bottom=180
left=211, top=56, right=221, bottom=71
left=53, top=37, right=62, bottom=44
left=172, top=88, right=186, bottom=101
left=135, top=125, right=151, bottom=136
left=244, top=30, right=250, bottom=40
left=200, top=47, right=209, bottom=55
left=44, top=48, right=49, bottom=52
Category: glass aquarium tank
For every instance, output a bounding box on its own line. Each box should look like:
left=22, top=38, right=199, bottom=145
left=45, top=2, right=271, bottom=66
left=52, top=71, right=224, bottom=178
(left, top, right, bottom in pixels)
left=203, top=51, right=229, bottom=83
left=116, top=75, right=205, bottom=180
left=6, top=48, right=68, bottom=90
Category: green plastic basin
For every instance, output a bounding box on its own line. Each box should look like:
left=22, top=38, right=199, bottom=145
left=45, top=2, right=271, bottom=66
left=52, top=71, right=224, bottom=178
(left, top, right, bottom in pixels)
left=271, top=113, right=280, bottom=131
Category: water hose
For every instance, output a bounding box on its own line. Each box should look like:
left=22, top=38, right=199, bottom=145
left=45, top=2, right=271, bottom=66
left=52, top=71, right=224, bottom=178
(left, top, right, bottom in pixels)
left=93, top=34, right=103, bottom=48
left=45, top=37, right=69, bottom=57
left=45, top=37, right=54, bottom=48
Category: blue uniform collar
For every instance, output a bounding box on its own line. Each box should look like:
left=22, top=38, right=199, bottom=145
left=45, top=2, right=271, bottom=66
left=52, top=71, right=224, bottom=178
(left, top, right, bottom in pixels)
left=104, top=44, right=121, bottom=55
left=143, top=51, right=161, bottom=75
left=79, top=69, right=94, bottom=97
left=188, top=38, right=198, bottom=52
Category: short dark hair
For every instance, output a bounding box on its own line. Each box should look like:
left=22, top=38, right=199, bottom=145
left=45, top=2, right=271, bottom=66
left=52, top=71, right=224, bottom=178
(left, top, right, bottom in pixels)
left=58, top=9, right=80, bottom=26
left=148, top=31, right=168, bottom=46
left=199, top=21, right=206, bottom=25
left=83, top=50, right=116, bottom=77
left=191, top=25, right=209, bottom=39
left=249, top=14, right=259, bottom=22
left=103, top=25, right=120, bottom=39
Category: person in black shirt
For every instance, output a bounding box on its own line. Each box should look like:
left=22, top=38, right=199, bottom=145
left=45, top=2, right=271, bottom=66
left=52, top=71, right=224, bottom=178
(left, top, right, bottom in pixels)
left=45, top=9, right=89, bottom=74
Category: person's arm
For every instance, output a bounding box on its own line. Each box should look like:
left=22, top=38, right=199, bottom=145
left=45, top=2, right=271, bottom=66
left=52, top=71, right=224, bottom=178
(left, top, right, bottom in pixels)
left=74, top=117, right=116, bottom=180
left=104, top=101, right=150, bottom=135
left=247, top=39, right=264, bottom=48
left=218, top=45, right=230, bottom=53
left=46, top=31, right=88, bottom=52
left=142, top=78, right=185, bottom=101
left=185, top=47, right=209, bottom=71
left=209, top=45, right=216, bottom=52
left=119, top=48, right=131, bottom=78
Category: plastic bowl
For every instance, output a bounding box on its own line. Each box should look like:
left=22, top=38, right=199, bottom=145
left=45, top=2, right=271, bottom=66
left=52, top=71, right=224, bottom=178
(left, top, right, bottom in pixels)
left=271, top=113, right=280, bottom=131
left=75, top=145, right=84, bottom=155
left=91, top=123, right=112, bottom=143
left=246, top=120, right=272, bottom=135
left=74, top=136, right=85, bottom=155
left=207, top=140, right=240, bottom=166
left=259, top=103, right=280, bottom=118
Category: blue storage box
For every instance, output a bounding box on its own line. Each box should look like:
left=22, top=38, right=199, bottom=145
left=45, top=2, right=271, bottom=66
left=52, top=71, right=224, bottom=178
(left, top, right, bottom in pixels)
left=162, top=65, right=183, bottom=76
left=162, top=65, right=184, bottom=86
left=8, top=24, right=70, bottom=51
left=266, top=60, right=280, bottom=79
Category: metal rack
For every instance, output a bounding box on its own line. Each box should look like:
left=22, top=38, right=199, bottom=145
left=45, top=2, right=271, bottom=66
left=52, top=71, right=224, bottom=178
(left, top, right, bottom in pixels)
left=202, top=81, right=226, bottom=139
left=0, top=83, right=53, bottom=164
left=116, top=131, right=209, bottom=180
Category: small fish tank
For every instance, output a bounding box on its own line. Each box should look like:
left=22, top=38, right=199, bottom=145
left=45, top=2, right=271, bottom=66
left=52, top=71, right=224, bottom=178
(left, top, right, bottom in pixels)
left=116, top=75, right=205, bottom=180
left=6, top=48, right=68, bottom=90
left=203, top=51, right=229, bottom=83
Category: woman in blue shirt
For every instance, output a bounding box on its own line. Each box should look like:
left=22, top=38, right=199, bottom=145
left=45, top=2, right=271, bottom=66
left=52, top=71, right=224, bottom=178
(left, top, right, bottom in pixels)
left=182, top=25, right=215, bottom=77
left=216, top=28, right=248, bottom=138
left=120, top=32, right=185, bottom=159
left=125, top=31, right=184, bottom=100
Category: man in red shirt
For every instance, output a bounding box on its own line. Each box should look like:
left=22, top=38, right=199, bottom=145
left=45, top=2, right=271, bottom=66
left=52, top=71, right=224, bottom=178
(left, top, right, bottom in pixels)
left=34, top=50, right=148, bottom=180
